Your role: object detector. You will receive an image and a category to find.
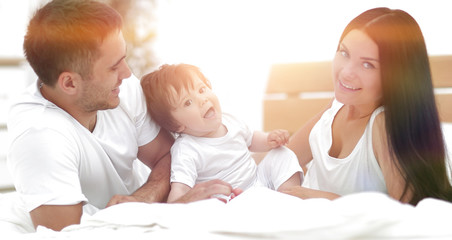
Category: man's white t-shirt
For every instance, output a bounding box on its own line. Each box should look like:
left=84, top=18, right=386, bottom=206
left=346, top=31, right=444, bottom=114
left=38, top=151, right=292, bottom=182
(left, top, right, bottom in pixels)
left=7, top=75, right=160, bottom=214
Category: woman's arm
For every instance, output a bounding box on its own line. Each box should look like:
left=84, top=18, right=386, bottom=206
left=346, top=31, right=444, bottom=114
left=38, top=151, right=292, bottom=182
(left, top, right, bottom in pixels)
left=288, top=99, right=333, bottom=172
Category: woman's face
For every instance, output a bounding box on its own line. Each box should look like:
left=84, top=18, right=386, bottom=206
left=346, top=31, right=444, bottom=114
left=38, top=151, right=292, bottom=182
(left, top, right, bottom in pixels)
left=332, top=29, right=382, bottom=107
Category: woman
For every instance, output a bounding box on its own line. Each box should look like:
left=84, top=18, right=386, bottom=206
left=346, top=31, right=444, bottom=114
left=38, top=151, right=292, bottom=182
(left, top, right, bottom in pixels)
left=286, top=7, right=452, bottom=205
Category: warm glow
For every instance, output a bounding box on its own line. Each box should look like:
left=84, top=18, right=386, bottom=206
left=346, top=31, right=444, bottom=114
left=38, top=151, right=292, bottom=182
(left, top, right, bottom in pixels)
left=153, top=0, right=452, bottom=130
left=1, top=0, right=451, bottom=130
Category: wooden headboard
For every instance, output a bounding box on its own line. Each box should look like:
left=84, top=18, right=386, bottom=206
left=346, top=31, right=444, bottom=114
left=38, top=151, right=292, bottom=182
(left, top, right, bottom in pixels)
left=263, top=55, right=452, bottom=134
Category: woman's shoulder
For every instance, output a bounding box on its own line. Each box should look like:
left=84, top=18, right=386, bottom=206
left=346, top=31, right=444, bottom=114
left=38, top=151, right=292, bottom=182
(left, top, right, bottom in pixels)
left=371, top=110, right=388, bottom=165
left=371, top=108, right=385, bottom=133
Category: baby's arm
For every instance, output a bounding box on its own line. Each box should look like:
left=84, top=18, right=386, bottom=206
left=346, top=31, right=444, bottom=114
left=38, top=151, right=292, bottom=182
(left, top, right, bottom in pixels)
left=167, top=182, right=191, bottom=203
left=248, top=129, right=290, bottom=152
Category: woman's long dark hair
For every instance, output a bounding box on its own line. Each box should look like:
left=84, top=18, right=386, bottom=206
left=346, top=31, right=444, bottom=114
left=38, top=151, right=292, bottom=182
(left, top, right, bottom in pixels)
left=338, top=8, right=452, bottom=205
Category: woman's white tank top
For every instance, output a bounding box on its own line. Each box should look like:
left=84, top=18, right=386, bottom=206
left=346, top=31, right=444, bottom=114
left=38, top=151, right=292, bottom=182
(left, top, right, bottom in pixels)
left=302, top=99, right=387, bottom=196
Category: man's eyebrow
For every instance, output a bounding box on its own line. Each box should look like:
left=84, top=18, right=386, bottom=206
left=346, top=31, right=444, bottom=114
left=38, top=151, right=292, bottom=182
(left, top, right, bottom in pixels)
left=111, top=46, right=127, bottom=68
left=111, top=55, right=126, bottom=68
left=339, top=43, right=348, bottom=51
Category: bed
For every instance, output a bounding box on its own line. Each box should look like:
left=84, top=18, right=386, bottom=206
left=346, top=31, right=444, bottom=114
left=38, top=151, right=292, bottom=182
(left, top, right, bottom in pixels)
left=263, top=55, right=452, bottom=134
left=1, top=55, right=452, bottom=239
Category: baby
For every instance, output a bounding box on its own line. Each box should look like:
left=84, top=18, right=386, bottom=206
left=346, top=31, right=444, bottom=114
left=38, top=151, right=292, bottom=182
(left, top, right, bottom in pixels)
left=141, top=63, right=303, bottom=202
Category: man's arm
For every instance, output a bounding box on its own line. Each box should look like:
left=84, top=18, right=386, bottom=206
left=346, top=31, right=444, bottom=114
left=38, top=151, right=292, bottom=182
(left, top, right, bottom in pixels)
left=31, top=128, right=171, bottom=230
left=107, top=128, right=174, bottom=206
left=30, top=203, right=83, bottom=231
left=106, top=129, right=244, bottom=205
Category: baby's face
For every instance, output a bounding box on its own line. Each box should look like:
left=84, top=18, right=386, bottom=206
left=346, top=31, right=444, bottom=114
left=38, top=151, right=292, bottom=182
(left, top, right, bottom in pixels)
left=170, top=75, right=223, bottom=137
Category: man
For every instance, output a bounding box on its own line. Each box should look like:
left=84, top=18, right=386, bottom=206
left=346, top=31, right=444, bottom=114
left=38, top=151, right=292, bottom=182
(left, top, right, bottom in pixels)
left=8, top=0, right=240, bottom=231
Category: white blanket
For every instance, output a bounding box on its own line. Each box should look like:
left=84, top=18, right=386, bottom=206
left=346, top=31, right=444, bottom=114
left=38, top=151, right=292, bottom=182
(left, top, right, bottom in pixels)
left=2, top=122, right=452, bottom=239
left=2, top=187, right=452, bottom=239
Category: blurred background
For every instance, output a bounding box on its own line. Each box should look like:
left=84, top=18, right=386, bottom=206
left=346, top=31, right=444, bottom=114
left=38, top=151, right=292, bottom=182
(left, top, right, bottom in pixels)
left=1, top=0, right=451, bottom=191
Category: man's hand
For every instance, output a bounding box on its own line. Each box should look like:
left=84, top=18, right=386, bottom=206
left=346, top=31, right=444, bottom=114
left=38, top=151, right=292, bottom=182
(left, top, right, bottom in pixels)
left=106, top=194, right=145, bottom=207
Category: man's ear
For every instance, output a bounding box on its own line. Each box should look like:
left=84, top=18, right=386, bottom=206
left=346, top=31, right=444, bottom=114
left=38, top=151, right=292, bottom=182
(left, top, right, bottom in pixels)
left=57, top=72, right=80, bottom=95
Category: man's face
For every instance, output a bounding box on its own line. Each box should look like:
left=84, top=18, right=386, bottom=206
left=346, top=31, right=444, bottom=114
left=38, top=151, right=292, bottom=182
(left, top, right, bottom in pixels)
left=77, top=30, right=131, bottom=112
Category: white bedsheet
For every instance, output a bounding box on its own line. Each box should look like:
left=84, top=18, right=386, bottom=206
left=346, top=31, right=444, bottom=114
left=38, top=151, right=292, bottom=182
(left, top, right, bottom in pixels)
left=2, top=187, right=452, bottom=240
left=1, top=122, right=452, bottom=239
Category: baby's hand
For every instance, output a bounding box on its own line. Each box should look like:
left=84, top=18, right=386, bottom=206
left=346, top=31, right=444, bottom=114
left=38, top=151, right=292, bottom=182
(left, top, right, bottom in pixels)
left=267, top=129, right=290, bottom=148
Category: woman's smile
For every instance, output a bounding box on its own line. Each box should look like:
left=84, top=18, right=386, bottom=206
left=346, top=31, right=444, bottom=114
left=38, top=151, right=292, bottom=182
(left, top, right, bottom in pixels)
left=339, top=79, right=360, bottom=91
